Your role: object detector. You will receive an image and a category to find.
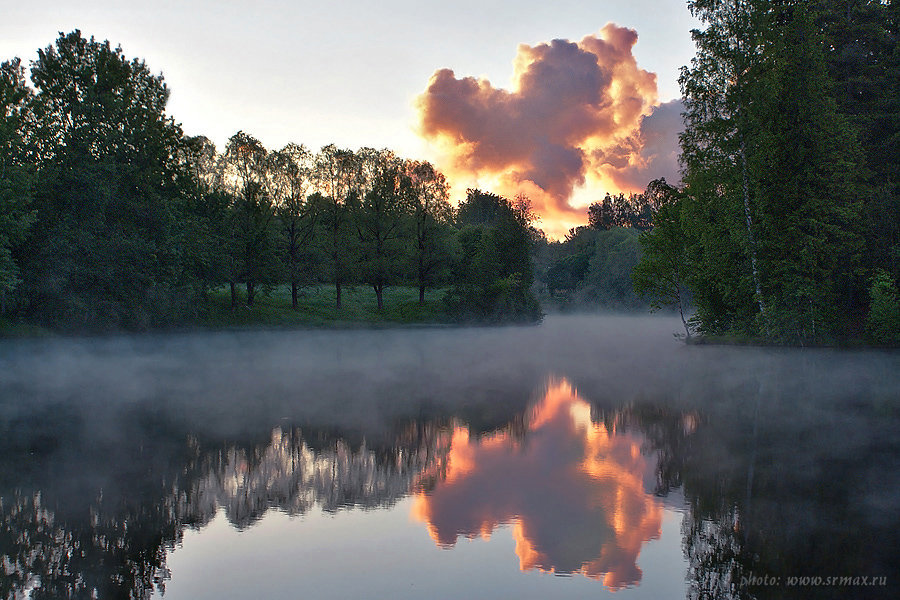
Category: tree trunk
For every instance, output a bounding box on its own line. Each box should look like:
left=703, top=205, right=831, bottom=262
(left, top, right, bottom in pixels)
left=291, top=281, right=299, bottom=310
left=375, top=284, right=384, bottom=311
left=419, top=283, right=426, bottom=305
left=246, top=280, right=255, bottom=306
left=677, top=285, right=691, bottom=340
left=335, top=280, right=342, bottom=310
left=230, top=281, right=237, bottom=310
left=740, top=138, right=767, bottom=331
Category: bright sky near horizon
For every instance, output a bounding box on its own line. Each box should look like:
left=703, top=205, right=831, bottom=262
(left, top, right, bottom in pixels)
left=2, top=0, right=700, bottom=236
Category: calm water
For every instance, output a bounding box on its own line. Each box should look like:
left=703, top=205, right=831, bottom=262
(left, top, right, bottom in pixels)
left=1, top=315, right=898, bottom=599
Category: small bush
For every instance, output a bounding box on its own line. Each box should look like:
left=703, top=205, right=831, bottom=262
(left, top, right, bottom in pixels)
left=866, top=270, right=900, bottom=345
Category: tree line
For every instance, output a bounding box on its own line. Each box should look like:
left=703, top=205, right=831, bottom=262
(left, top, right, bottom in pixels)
left=532, top=178, right=681, bottom=312
left=633, top=0, right=900, bottom=344
left=0, top=31, right=540, bottom=330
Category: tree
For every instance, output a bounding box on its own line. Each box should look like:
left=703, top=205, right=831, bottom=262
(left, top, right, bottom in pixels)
left=633, top=184, right=692, bottom=338
left=174, top=135, right=231, bottom=303
left=749, top=3, right=865, bottom=341
left=0, top=58, right=35, bottom=313
left=405, top=160, right=453, bottom=304
left=678, top=1, right=865, bottom=342
left=22, top=31, right=187, bottom=328
left=865, top=269, right=900, bottom=345
left=587, top=188, right=660, bottom=232
left=270, top=143, right=317, bottom=309
left=219, top=131, right=278, bottom=307
left=446, top=190, right=541, bottom=322
left=678, top=0, right=769, bottom=336
left=313, top=145, right=358, bottom=309
left=818, top=0, right=900, bottom=285
left=354, top=149, right=409, bottom=310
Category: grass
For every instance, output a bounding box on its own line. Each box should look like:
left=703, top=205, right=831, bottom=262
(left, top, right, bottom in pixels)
left=199, top=284, right=452, bottom=329
left=0, top=317, right=52, bottom=337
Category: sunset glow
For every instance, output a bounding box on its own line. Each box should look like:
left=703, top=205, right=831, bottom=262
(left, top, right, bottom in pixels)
left=410, top=379, right=665, bottom=589
left=417, top=24, right=683, bottom=239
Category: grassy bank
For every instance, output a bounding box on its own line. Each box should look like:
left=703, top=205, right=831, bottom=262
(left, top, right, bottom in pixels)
left=199, top=284, right=452, bottom=329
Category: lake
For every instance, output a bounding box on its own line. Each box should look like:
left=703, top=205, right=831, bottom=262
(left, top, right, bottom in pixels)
left=1, top=315, right=898, bottom=599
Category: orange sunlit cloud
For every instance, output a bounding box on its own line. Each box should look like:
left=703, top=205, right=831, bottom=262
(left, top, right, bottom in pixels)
left=410, top=379, right=665, bottom=589
left=416, top=23, right=683, bottom=238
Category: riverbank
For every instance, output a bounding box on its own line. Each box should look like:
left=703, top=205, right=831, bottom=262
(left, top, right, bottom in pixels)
left=685, top=332, right=900, bottom=350
left=0, top=285, right=454, bottom=337
left=199, top=285, right=452, bottom=329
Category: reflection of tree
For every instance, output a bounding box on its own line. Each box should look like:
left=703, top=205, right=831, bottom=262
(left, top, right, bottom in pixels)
left=658, top=356, right=900, bottom=600
left=0, top=424, right=450, bottom=599
left=179, top=427, right=449, bottom=529
left=682, top=509, right=745, bottom=600
left=0, top=491, right=175, bottom=600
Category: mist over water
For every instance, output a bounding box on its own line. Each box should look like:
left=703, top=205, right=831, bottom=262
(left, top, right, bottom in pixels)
left=1, top=315, right=899, bottom=599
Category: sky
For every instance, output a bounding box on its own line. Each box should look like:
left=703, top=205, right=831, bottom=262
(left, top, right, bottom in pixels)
left=1, top=0, right=700, bottom=237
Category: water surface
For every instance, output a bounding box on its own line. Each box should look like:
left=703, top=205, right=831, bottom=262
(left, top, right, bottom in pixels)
left=1, top=315, right=898, bottom=599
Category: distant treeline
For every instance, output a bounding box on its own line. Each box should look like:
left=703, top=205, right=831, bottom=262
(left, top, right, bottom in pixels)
left=531, top=179, right=681, bottom=311
left=632, top=1, right=900, bottom=344
left=0, top=31, right=540, bottom=331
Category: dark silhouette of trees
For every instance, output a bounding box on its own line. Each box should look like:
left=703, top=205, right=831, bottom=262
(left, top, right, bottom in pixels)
left=0, top=58, right=35, bottom=314
left=313, top=144, right=359, bottom=310
left=270, top=143, right=317, bottom=310
left=406, top=160, right=454, bottom=304
left=445, top=190, right=541, bottom=322
left=19, top=31, right=187, bottom=328
left=220, top=132, right=279, bottom=307
left=354, top=150, right=409, bottom=311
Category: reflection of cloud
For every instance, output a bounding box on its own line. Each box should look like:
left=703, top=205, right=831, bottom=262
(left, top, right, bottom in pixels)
left=411, top=379, right=664, bottom=589
left=417, top=24, right=682, bottom=238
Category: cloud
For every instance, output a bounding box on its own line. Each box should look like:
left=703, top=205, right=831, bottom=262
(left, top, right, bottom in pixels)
left=410, top=379, right=664, bottom=588
left=416, top=24, right=682, bottom=236
left=593, top=99, right=684, bottom=191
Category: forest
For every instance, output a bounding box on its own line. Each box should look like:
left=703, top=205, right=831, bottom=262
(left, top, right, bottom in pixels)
left=0, top=31, right=540, bottom=331
left=2, top=0, right=899, bottom=344
left=630, top=0, right=900, bottom=345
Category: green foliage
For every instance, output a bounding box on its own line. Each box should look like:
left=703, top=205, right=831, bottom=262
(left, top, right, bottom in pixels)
left=678, top=1, right=868, bottom=344
left=586, top=179, right=673, bottom=232
left=866, top=270, right=900, bottom=345
left=0, top=58, right=35, bottom=308
left=354, top=149, right=410, bottom=310
left=444, top=190, right=541, bottom=323
left=16, top=31, right=191, bottom=329
left=578, top=228, right=643, bottom=309
left=632, top=182, right=694, bottom=337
